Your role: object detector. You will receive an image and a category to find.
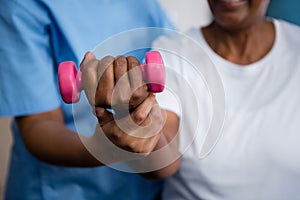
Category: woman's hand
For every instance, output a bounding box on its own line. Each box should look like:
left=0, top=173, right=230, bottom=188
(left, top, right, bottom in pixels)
left=80, top=52, right=166, bottom=154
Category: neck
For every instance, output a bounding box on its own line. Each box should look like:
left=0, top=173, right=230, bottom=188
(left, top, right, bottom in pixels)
left=202, top=19, right=275, bottom=65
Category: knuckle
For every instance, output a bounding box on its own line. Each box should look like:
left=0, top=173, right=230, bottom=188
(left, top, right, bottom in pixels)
left=127, top=56, right=139, bottom=63
left=133, top=110, right=147, bottom=123
left=114, top=56, right=127, bottom=66
left=98, top=56, right=114, bottom=75
left=127, top=56, right=140, bottom=68
left=101, top=56, right=115, bottom=65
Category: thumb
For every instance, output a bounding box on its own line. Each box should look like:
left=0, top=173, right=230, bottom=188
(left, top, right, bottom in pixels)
left=95, top=107, right=114, bottom=127
left=80, top=51, right=96, bottom=69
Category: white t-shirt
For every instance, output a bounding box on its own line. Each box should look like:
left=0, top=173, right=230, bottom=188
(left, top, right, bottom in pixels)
left=155, top=19, right=300, bottom=200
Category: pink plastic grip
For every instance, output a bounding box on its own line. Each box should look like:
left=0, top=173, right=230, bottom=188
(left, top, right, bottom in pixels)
left=58, top=51, right=165, bottom=104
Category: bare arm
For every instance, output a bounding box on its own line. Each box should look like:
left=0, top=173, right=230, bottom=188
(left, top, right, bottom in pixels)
left=16, top=107, right=103, bottom=167
left=138, top=110, right=180, bottom=180
left=16, top=104, right=180, bottom=177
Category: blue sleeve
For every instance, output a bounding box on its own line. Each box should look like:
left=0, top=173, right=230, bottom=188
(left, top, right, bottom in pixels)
left=0, top=0, right=60, bottom=116
left=149, top=0, right=176, bottom=30
left=123, top=0, right=176, bottom=61
left=267, top=0, right=300, bottom=26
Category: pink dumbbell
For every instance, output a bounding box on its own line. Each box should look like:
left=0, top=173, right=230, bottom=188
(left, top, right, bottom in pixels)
left=58, top=51, right=165, bottom=104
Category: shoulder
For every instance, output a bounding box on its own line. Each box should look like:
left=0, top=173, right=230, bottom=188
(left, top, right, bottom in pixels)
left=272, top=19, right=300, bottom=79
left=275, top=19, right=300, bottom=47
left=1, top=0, right=47, bottom=12
left=0, top=0, right=51, bottom=26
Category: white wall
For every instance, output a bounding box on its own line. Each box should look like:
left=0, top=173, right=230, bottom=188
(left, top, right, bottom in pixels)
left=0, top=1, right=212, bottom=199
left=159, top=0, right=212, bottom=31
left=0, top=117, right=12, bottom=200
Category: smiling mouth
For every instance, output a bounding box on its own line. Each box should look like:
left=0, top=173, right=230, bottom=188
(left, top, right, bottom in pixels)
left=216, top=0, right=248, bottom=7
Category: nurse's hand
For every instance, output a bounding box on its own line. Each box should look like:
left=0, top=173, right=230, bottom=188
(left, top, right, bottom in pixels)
left=80, top=52, right=149, bottom=110
left=80, top=52, right=165, bottom=154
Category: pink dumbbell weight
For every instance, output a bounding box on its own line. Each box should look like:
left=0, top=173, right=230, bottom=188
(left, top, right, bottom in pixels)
left=58, top=51, right=165, bottom=104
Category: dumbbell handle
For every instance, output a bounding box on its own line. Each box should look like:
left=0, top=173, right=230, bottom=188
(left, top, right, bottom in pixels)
left=58, top=51, right=165, bottom=104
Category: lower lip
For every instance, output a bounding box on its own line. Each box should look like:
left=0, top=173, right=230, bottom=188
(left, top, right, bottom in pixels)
left=217, top=0, right=247, bottom=8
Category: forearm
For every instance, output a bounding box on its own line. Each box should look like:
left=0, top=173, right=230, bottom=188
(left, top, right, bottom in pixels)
left=127, top=110, right=181, bottom=180
left=17, top=108, right=103, bottom=167
left=139, top=133, right=180, bottom=180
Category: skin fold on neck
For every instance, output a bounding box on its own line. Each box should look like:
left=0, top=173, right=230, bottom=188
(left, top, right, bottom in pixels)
left=202, top=19, right=275, bottom=65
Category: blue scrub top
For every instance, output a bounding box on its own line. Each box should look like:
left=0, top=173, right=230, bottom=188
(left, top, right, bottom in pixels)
left=267, top=0, right=300, bottom=26
left=0, top=0, right=174, bottom=199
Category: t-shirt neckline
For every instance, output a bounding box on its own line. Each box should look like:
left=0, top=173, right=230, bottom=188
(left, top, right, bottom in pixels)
left=194, top=19, right=280, bottom=72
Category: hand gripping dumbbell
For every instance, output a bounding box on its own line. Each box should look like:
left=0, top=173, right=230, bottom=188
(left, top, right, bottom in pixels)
left=58, top=51, right=165, bottom=104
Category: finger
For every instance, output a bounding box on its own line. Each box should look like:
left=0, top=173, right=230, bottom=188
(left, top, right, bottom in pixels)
left=127, top=56, right=142, bottom=88
left=95, top=56, right=115, bottom=107
left=130, top=93, right=156, bottom=125
left=80, top=52, right=96, bottom=70
left=127, top=56, right=148, bottom=108
left=128, top=96, right=165, bottom=139
left=95, top=107, right=114, bottom=127
left=113, top=94, right=156, bottom=136
left=122, top=105, right=164, bottom=140
left=111, top=56, right=131, bottom=110
left=114, top=56, right=129, bottom=86
left=80, top=52, right=99, bottom=106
